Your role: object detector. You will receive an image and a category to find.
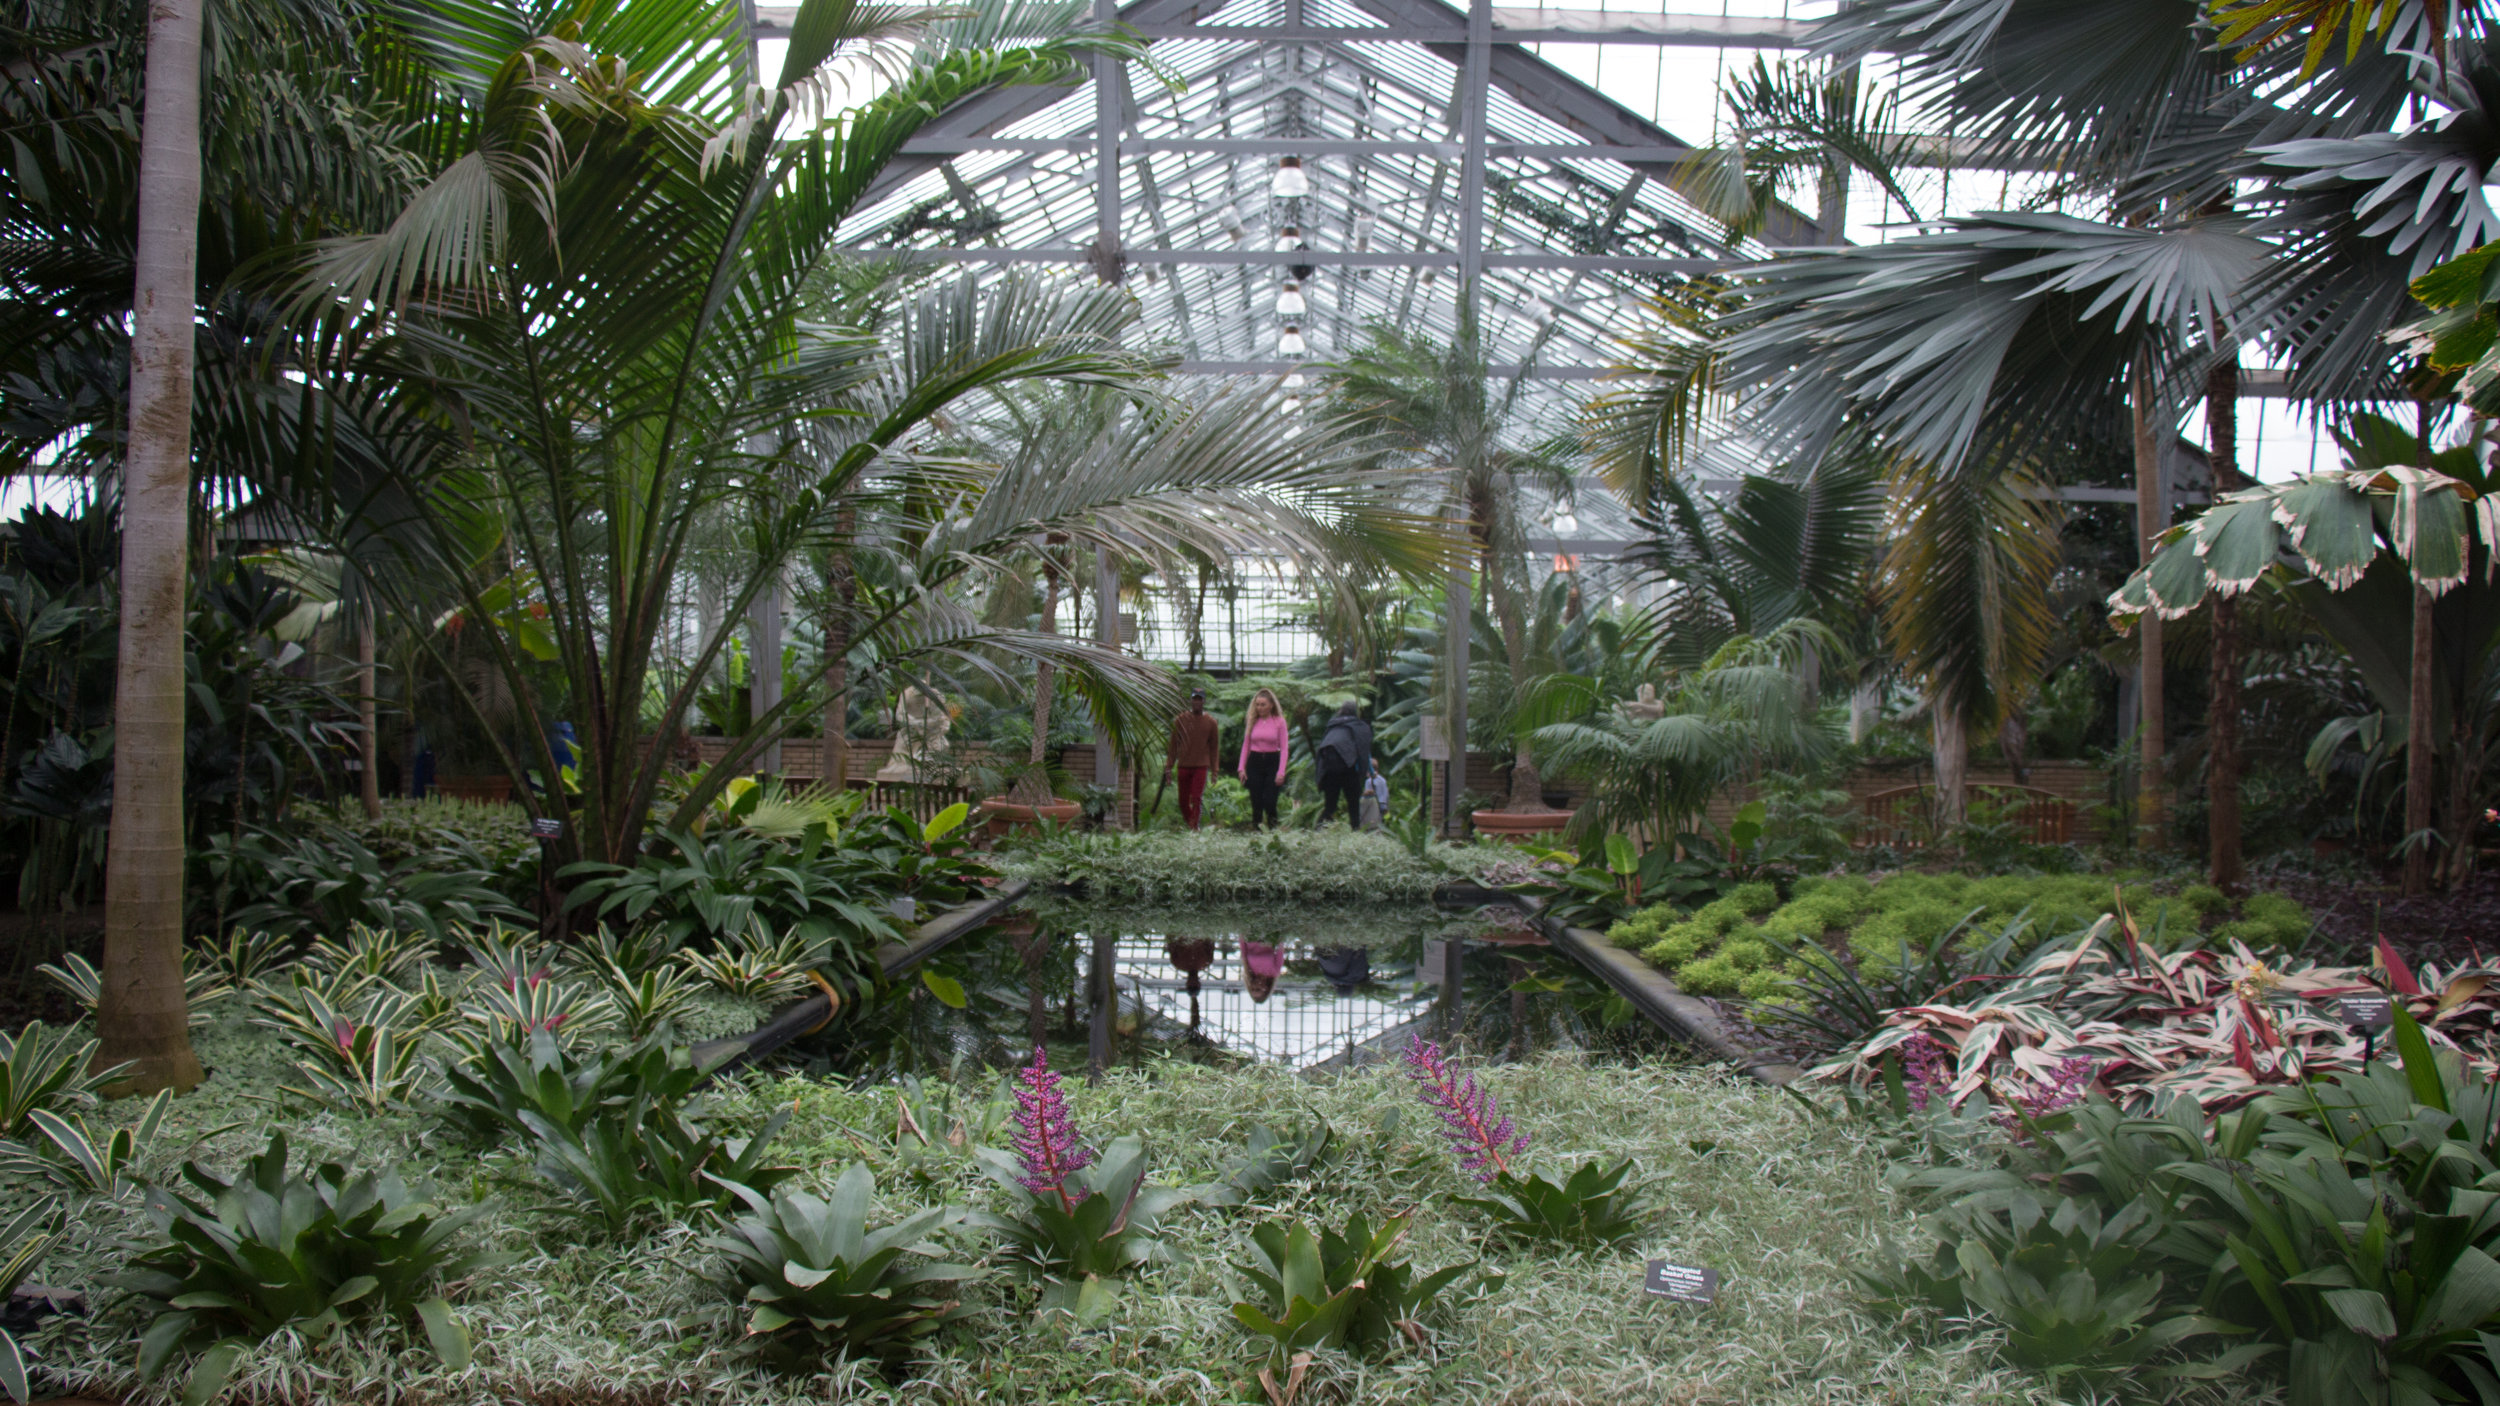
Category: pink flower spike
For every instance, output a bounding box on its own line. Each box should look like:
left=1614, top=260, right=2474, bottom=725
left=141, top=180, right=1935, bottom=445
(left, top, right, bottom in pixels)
left=1402, top=1037, right=1529, bottom=1182
left=1009, top=1046, right=1094, bottom=1211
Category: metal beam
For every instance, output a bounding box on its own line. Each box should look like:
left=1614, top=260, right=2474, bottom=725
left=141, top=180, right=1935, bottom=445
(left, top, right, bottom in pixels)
left=1176, top=359, right=1612, bottom=378
left=755, top=6, right=1815, bottom=46
left=877, top=246, right=1731, bottom=272
left=895, top=136, right=1694, bottom=160
left=1347, top=0, right=1822, bottom=246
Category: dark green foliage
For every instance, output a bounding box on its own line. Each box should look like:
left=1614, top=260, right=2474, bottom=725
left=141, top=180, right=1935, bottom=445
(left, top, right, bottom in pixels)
left=432, top=1029, right=691, bottom=1145
left=971, top=1134, right=1193, bottom=1281
left=563, top=826, right=896, bottom=987
left=1229, top=1210, right=1496, bottom=1367
left=0, top=1203, right=55, bottom=1404
left=1210, top=1118, right=1335, bottom=1206
left=1454, top=1158, right=1648, bottom=1249
left=118, top=1134, right=493, bottom=1406
left=693, top=1164, right=980, bottom=1368
left=518, top=1088, right=797, bottom=1236
left=203, top=819, right=527, bottom=945
left=1862, top=1007, right=2500, bottom=1400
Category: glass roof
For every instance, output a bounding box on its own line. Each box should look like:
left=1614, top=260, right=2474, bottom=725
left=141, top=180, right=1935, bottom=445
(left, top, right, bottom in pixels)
left=842, top=0, right=1810, bottom=460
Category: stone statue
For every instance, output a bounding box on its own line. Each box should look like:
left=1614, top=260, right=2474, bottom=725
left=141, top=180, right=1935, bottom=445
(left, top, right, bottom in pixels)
left=874, top=685, right=953, bottom=783
left=1619, top=682, right=1666, bottom=722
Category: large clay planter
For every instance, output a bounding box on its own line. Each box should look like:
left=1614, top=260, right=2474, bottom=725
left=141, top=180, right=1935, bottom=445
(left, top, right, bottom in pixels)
left=436, top=776, right=513, bottom=804
left=978, top=797, right=1081, bottom=837
left=1470, top=808, right=1574, bottom=841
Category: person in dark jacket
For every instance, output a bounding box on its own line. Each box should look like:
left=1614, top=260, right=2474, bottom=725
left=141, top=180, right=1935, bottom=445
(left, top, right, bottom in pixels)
left=1313, top=701, right=1373, bottom=829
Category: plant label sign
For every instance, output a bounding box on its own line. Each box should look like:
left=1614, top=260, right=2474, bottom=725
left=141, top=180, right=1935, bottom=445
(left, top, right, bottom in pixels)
left=1643, top=1260, right=1718, bottom=1304
left=2340, top=995, right=2392, bottom=1030
left=530, top=817, right=565, bottom=840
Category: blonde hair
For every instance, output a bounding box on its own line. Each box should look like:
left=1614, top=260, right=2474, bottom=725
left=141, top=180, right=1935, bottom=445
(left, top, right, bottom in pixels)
left=1249, top=687, right=1281, bottom=719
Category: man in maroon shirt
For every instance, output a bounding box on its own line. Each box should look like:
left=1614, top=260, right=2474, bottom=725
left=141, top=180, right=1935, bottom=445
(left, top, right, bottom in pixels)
left=1164, top=689, right=1221, bottom=829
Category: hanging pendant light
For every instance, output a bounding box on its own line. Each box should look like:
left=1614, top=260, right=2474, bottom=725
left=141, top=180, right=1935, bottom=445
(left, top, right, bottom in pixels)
left=1282, top=372, right=1307, bottom=389
left=1551, top=511, right=1579, bottom=535
left=1275, top=223, right=1303, bottom=252
left=1280, top=396, right=1303, bottom=414
left=1279, top=324, right=1307, bottom=356
left=1352, top=210, right=1377, bottom=250
left=1219, top=206, right=1246, bottom=243
left=1273, top=155, right=1310, bottom=198
left=1275, top=281, right=1306, bottom=316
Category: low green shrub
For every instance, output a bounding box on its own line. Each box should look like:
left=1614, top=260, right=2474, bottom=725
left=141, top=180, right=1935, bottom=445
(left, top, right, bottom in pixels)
left=1228, top=1210, right=1495, bottom=1369
left=693, top=1165, right=980, bottom=1370
left=119, top=1133, right=494, bottom=1406
left=1454, top=1159, right=1649, bottom=1249
left=1001, top=826, right=1504, bottom=903
left=1604, top=873, right=2315, bottom=1004
left=1859, top=1010, right=2500, bottom=1401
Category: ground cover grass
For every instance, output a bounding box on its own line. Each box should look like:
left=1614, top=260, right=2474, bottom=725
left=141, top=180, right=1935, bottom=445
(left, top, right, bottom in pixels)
left=1605, top=871, right=2316, bottom=1000
left=22, top=1008, right=2227, bottom=1406
left=1000, top=827, right=1511, bottom=904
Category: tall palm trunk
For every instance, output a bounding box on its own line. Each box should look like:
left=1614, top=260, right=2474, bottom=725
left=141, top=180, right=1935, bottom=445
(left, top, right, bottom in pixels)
left=1932, top=705, right=1969, bottom=828
left=2405, top=401, right=2440, bottom=896
left=1012, top=536, right=1067, bottom=804
left=2131, top=356, right=2167, bottom=851
left=97, top=0, right=207, bottom=1092
left=2405, top=577, right=2438, bottom=896
left=2205, top=359, right=2244, bottom=890
left=357, top=601, right=381, bottom=820
left=821, top=534, right=854, bottom=789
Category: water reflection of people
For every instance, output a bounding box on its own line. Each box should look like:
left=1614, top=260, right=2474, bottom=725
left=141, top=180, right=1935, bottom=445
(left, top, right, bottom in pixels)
left=1241, top=939, right=1283, bottom=1003
left=1315, top=945, right=1369, bottom=994
left=1165, top=937, right=1214, bottom=1030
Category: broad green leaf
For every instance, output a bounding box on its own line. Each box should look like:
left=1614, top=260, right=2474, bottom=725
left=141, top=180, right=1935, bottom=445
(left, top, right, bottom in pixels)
left=2322, top=1287, right=2397, bottom=1341
left=2392, top=1003, right=2450, bottom=1113
left=182, top=1340, right=244, bottom=1406
left=920, top=971, right=968, bottom=1009
left=416, top=1297, right=470, bottom=1371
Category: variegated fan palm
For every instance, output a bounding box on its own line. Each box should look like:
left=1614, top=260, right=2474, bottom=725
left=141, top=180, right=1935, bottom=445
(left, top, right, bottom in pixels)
left=2109, top=412, right=2500, bottom=884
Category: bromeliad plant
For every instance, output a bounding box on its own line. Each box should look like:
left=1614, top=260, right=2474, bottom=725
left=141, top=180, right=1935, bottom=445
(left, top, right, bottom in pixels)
left=1402, top=1036, right=1648, bottom=1248
left=1228, top=1210, right=1498, bottom=1372
left=693, top=1164, right=981, bottom=1370
left=118, top=1133, right=494, bottom=1406
left=972, top=1048, right=1191, bottom=1292
left=1210, top=1118, right=1336, bottom=1206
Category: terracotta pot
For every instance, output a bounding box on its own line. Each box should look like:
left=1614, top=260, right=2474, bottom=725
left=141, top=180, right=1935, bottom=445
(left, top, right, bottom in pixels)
left=436, top=776, right=513, bottom=804
left=1470, top=808, right=1574, bottom=840
left=978, top=797, right=1082, bottom=836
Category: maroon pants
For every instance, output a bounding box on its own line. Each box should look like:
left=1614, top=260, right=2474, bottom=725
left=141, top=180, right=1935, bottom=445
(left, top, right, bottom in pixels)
left=1176, top=766, right=1209, bottom=828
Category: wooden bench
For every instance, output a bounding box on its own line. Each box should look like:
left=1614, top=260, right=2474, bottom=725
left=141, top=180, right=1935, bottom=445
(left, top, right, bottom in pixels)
left=1858, top=783, right=2076, bottom=849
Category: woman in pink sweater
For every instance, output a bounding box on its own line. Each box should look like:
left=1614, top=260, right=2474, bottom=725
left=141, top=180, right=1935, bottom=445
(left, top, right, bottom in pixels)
left=1237, top=688, right=1290, bottom=830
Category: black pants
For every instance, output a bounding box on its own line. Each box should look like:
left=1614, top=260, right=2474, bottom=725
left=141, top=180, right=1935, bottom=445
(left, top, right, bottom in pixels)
left=1318, top=767, right=1363, bottom=828
left=1244, top=751, right=1283, bottom=829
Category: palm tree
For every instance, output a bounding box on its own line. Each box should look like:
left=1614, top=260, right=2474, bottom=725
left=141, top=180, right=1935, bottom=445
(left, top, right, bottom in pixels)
left=1530, top=628, right=1833, bottom=846
left=1687, top=0, right=2499, bottom=848
left=1330, top=306, right=1572, bottom=813
left=2112, top=411, right=2500, bottom=889
left=96, top=0, right=209, bottom=1093
left=940, top=380, right=1449, bottom=806
left=281, top=0, right=1204, bottom=870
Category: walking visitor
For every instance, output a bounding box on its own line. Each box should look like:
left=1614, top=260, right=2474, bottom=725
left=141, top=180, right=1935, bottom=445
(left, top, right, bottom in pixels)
left=1314, top=700, right=1372, bottom=829
left=1361, top=760, right=1390, bottom=831
left=1163, top=688, right=1221, bottom=830
left=1237, top=687, right=1289, bottom=830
